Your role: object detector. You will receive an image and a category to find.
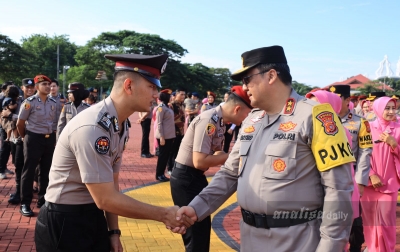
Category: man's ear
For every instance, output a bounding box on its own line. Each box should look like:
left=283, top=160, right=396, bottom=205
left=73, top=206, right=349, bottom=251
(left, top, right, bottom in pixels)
left=268, top=69, right=279, bottom=84
left=123, top=78, right=132, bottom=94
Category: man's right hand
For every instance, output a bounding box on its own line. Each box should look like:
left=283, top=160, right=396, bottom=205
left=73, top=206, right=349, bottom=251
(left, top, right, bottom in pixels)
left=162, top=206, right=194, bottom=234
left=168, top=206, right=198, bottom=234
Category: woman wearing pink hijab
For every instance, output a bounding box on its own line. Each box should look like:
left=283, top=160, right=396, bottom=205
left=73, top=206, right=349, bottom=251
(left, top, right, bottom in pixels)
left=360, top=97, right=400, bottom=252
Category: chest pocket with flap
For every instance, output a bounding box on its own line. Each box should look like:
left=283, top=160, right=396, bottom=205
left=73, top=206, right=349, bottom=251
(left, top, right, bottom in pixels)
left=264, top=140, right=297, bottom=180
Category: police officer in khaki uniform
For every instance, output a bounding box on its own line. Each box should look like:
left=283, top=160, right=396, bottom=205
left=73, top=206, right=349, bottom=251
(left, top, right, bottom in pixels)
left=155, top=89, right=176, bottom=181
left=56, top=82, right=90, bottom=140
left=200, top=91, right=217, bottom=113
left=171, top=85, right=252, bottom=251
left=176, top=46, right=355, bottom=252
left=328, top=84, right=373, bottom=252
left=49, top=79, right=64, bottom=131
left=17, top=75, right=57, bottom=216
left=364, top=92, right=386, bottom=122
left=35, top=53, right=193, bottom=252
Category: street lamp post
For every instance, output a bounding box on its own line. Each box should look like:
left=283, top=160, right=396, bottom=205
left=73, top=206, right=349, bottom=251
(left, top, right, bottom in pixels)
left=63, top=66, right=70, bottom=97
left=95, top=71, right=108, bottom=101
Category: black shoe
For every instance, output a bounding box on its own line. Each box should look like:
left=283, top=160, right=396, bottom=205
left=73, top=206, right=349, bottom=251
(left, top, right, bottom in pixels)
left=8, top=192, right=21, bottom=204
left=156, top=175, right=170, bottom=182
left=20, top=204, right=34, bottom=217
left=141, top=153, right=154, bottom=158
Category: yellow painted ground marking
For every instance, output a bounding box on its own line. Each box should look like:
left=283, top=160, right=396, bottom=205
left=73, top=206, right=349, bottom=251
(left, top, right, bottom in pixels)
left=120, top=177, right=238, bottom=252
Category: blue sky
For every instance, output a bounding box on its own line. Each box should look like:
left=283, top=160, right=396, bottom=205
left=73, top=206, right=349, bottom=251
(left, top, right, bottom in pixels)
left=1, top=0, right=399, bottom=87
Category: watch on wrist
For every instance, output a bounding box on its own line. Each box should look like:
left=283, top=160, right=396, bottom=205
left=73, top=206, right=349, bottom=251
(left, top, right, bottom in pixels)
left=108, top=229, right=121, bottom=236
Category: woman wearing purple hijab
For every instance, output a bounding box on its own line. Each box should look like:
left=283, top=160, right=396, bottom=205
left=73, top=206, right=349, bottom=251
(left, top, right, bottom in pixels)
left=360, top=97, right=400, bottom=252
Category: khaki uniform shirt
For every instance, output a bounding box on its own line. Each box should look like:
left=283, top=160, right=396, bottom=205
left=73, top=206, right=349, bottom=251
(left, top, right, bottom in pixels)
left=155, top=103, right=176, bottom=140
left=56, top=102, right=90, bottom=140
left=50, top=94, right=63, bottom=131
left=18, top=94, right=57, bottom=134
left=189, top=90, right=354, bottom=252
left=200, top=103, right=217, bottom=113
left=175, top=105, right=225, bottom=167
left=341, top=111, right=372, bottom=185
left=45, top=97, right=130, bottom=204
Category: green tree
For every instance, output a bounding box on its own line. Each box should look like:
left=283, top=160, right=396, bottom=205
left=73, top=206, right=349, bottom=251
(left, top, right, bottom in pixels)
left=292, top=81, right=317, bottom=96
left=21, top=34, right=78, bottom=79
left=0, top=34, right=33, bottom=83
left=356, top=82, right=381, bottom=95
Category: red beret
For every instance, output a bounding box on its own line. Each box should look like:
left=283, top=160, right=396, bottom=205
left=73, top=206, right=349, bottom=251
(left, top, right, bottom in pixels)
left=207, top=91, right=216, bottom=98
left=358, top=95, right=367, bottom=100
left=231, top=85, right=252, bottom=108
left=160, top=89, right=172, bottom=94
left=350, top=95, right=358, bottom=100
left=34, top=75, right=51, bottom=84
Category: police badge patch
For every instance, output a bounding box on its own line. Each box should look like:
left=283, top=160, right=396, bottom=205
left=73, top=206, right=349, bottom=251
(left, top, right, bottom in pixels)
left=95, top=136, right=110, bottom=155
left=316, top=111, right=338, bottom=136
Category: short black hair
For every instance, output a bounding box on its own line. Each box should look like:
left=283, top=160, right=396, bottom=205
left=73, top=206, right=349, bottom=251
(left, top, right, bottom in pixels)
left=5, top=85, right=20, bottom=99
left=256, top=63, right=292, bottom=86
left=159, top=92, right=170, bottom=104
left=51, top=79, right=59, bottom=86
left=187, top=92, right=192, bottom=98
left=175, top=88, right=186, bottom=93
left=226, top=92, right=248, bottom=107
left=88, top=94, right=97, bottom=102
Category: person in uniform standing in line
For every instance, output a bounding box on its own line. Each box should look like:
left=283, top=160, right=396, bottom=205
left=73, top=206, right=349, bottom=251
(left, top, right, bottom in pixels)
left=49, top=79, right=64, bottom=129
left=7, top=79, right=36, bottom=204
left=137, top=102, right=155, bottom=158
left=56, top=82, right=90, bottom=140
left=200, top=91, right=217, bottom=113
left=171, top=85, right=252, bottom=252
left=34, top=53, right=193, bottom=252
left=221, top=91, right=237, bottom=153
left=167, top=88, right=186, bottom=175
left=0, top=81, right=16, bottom=179
left=17, top=75, right=57, bottom=216
left=176, top=46, right=355, bottom=252
left=155, top=89, right=175, bottom=182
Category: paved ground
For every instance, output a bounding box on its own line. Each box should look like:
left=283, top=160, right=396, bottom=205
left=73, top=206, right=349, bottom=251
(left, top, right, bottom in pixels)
left=0, top=112, right=399, bottom=251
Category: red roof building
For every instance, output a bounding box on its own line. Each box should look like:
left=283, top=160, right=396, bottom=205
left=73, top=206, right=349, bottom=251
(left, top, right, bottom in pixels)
left=324, top=74, right=394, bottom=91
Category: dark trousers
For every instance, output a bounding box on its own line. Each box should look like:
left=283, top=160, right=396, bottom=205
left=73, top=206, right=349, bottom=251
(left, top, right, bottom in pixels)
left=223, top=124, right=233, bottom=153
left=155, top=138, right=175, bottom=177
left=35, top=202, right=110, bottom=252
left=170, top=163, right=211, bottom=252
left=21, top=131, right=55, bottom=205
left=10, top=141, right=24, bottom=193
left=167, top=135, right=183, bottom=171
left=0, top=127, right=11, bottom=173
left=349, top=206, right=364, bottom=251
left=140, top=118, right=151, bottom=155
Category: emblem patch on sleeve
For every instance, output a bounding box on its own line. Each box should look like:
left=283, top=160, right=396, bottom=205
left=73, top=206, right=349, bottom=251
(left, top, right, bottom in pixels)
left=273, top=159, right=286, bottom=172
left=206, top=123, right=216, bottom=136
left=95, top=136, right=110, bottom=155
left=315, top=111, right=338, bottom=136
left=24, top=102, right=30, bottom=110
left=158, top=107, right=162, bottom=112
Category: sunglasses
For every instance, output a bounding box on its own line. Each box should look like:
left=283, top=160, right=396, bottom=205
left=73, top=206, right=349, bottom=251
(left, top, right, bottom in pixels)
left=242, top=70, right=279, bottom=85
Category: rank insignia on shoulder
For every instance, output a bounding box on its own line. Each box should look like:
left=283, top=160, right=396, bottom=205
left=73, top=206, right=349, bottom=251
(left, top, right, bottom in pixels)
left=112, top=116, right=119, bottom=132
left=206, top=123, right=216, bottom=136
left=316, top=111, right=338, bottom=136
left=95, top=136, right=110, bottom=155
left=27, top=96, right=36, bottom=101
left=283, top=98, right=295, bottom=115
left=220, top=118, right=224, bottom=127
left=251, top=111, right=266, bottom=123
left=243, top=125, right=255, bottom=133
left=24, top=102, right=31, bottom=110
left=211, top=114, right=219, bottom=123
left=98, top=113, right=112, bottom=132
left=158, top=107, right=163, bottom=112
left=49, top=97, right=56, bottom=103
left=278, top=121, right=297, bottom=132
left=273, top=158, right=286, bottom=172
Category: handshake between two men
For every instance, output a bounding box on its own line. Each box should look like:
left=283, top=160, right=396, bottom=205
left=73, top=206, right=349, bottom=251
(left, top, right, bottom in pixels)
left=165, top=206, right=198, bottom=233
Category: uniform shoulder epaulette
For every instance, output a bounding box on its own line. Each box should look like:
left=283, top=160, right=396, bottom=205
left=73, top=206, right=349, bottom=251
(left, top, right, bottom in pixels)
left=211, top=113, right=219, bottom=123
left=82, top=102, right=90, bottom=107
left=159, top=103, right=165, bottom=107
left=27, top=96, right=36, bottom=101
left=302, top=98, right=318, bottom=106
left=65, top=102, right=72, bottom=105
left=97, top=112, right=112, bottom=132
left=49, top=97, right=56, bottom=103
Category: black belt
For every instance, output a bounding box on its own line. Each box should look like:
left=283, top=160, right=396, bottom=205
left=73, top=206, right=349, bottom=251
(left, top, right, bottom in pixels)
left=241, top=207, right=323, bottom=229
left=45, top=201, right=99, bottom=213
left=26, top=130, right=55, bottom=138
left=174, top=162, right=205, bottom=175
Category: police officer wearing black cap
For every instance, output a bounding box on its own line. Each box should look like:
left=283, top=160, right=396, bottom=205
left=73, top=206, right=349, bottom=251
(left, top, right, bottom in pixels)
left=6, top=79, right=36, bottom=204
left=56, top=82, right=90, bottom=140
left=35, top=53, right=194, bottom=252
left=0, top=81, right=16, bottom=179
left=329, top=84, right=373, bottom=252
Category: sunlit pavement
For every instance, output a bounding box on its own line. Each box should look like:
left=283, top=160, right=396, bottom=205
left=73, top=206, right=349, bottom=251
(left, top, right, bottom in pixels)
left=0, top=112, right=400, bottom=251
